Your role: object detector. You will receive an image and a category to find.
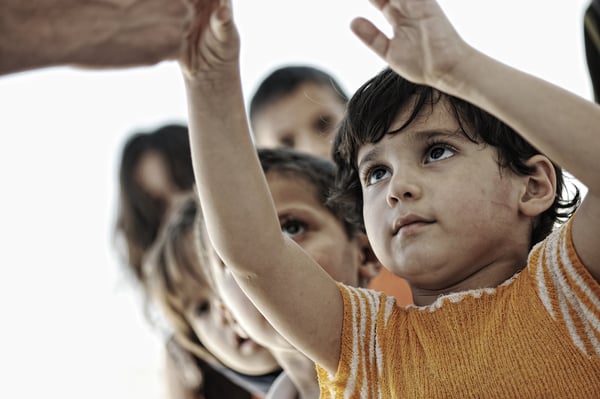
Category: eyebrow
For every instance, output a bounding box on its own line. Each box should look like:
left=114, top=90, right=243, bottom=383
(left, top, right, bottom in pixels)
left=357, top=146, right=382, bottom=171
left=357, top=129, right=464, bottom=170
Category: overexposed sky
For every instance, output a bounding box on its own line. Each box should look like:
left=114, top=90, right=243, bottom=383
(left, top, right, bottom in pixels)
left=0, top=1, right=592, bottom=397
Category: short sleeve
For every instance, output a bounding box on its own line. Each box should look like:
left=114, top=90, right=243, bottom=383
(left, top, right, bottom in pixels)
left=316, top=283, right=396, bottom=398
left=528, top=217, right=600, bottom=356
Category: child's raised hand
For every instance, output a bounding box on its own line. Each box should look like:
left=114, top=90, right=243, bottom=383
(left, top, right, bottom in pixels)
left=351, top=0, right=471, bottom=86
left=180, top=0, right=239, bottom=80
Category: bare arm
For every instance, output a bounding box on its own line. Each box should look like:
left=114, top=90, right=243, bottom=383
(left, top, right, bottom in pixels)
left=164, top=344, right=203, bottom=399
left=180, top=3, right=342, bottom=374
left=0, top=0, right=199, bottom=75
left=353, top=0, right=600, bottom=281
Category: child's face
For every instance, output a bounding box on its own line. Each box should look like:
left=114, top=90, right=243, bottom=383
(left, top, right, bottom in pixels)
left=205, top=258, right=292, bottom=351
left=134, top=150, right=181, bottom=205
left=207, top=173, right=369, bottom=349
left=357, top=100, right=530, bottom=294
left=251, top=82, right=346, bottom=160
left=177, top=235, right=279, bottom=376
left=267, top=173, right=366, bottom=286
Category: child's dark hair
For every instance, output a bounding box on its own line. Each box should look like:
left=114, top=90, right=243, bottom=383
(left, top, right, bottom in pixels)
left=257, top=147, right=357, bottom=238
left=115, top=124, right=194, bottom=282
left=249, top=65, right=349, bottom=125
left=329, top=68, right=580, bottom=246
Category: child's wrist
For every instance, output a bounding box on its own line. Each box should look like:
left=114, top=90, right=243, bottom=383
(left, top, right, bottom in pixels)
left=435, top=45, right=482, bottom=98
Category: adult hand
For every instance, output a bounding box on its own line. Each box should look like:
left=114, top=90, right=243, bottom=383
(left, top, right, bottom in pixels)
left=0, top=0, right=217, bottom=75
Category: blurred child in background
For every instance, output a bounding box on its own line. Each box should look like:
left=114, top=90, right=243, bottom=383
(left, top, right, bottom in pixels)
left=144, top=191, right=281, bottom=398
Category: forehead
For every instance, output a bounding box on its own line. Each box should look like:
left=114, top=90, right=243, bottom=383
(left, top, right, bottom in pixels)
left=356, top=98, right=462, bottom=164
left=265, top=172, right=327, bottom=212
left=164, top=232, right=215, bottom=303
left=252, top=83, right=345, bottom=126
left=266, top=171, right=351, bottom=235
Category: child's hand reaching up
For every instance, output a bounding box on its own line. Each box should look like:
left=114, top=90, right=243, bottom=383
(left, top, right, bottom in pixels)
left=351, top=0, right=472, bottom=87
left=180, top=0, right=239, bottom=81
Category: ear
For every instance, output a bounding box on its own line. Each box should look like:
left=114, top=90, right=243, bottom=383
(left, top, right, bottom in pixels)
left=354, top=233, right=382, bottom=288
left=518, top=155, right=556, bottom=217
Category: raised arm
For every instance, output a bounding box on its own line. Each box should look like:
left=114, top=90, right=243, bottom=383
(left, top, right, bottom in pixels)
left=352, top=0, right=600, bottom=281
left=179, top=2, right=343, bottom=374
left=0, top=0, right=202, bottom=75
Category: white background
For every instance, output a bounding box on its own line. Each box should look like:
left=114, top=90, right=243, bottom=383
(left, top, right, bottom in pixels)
left=0, top=0, right=592, bottom=397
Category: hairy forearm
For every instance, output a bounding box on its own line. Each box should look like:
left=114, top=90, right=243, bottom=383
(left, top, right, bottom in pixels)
left=0, top=0, right=192, bottom=75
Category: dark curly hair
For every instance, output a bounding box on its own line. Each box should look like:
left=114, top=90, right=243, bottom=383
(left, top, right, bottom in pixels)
left=329, top=68, right=580, bottom=247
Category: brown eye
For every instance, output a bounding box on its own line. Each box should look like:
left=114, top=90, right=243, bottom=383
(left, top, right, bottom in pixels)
left=430, top=147, right=445, bottom=159
left=280, top=135, right=295, bottom=148
left=366, top=166, right=390, bottom=186
left=194, top=301, right=210, bottom=316
left=315, top=115, right=333, bottom=135
left=281, top=220, right=306, bottom=238
left=425, top=144, right=455, bottom=163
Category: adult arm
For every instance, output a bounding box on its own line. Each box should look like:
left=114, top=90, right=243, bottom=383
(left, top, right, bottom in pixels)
left=0, top=0, right=201, bottom=75
left=352, top=0, right=600, bottom=282
left=180, top=2, right=343, bottom=374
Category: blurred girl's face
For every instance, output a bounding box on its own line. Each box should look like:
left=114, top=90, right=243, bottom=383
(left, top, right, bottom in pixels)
left=178, top=233, right=279, bottom=376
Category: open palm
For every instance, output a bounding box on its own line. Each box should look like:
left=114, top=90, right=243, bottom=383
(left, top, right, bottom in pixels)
left=352, top=0, right=470, bottom=86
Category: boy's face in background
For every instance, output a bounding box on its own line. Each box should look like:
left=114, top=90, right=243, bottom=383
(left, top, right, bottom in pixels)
left=268, top=173, right=368, bottom=286
left=251, top=82, right=346, bottom=160
left=206, top=172, right=374, bottom=349
left=357, top=100, right=530, bottom=299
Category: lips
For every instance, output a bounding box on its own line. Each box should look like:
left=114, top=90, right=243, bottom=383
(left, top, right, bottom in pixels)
left=392, top=214, right=433, bottom=235
left=238, top=336, right=260, bottom=355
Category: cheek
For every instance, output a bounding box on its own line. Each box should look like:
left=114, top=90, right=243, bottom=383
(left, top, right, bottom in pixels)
left=190, top=317, right=219, bottom=351
left=450, top=179, right=519, bottom=231
left=363, top=205, right=387, bottom=254
left=302, top=240, right=343, bottom=279
left=308, top=241, right=360, bottom=284
left=219, top=275, right=252, bottom=313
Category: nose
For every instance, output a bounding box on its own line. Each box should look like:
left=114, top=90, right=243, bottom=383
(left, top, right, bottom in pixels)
left=386, top=170, right=422, bottom=207
left=215, top=299, right=249, bottom=339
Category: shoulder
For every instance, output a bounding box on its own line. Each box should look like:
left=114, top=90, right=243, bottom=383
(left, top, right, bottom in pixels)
left=338, top=283, right=396, bottom=321
left=527, top=217, right=600, bottom=356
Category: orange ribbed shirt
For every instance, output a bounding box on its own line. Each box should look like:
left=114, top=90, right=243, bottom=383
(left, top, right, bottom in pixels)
left=317, top=218, right=600, bottom=398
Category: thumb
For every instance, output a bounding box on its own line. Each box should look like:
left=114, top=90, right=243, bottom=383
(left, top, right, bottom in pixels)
left=210, top=1, right=235, bottom=43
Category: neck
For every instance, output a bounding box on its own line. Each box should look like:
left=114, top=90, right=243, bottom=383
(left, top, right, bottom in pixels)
left=410, top=254, right=527, bottom=306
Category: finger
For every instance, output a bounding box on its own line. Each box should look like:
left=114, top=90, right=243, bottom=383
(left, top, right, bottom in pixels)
left=369, top=0, right=388, bottom=11
left=381, top=2, right=408, bottom=28
left=350, top=17, right=390, bottom=60
left=210, top=1, right=235, bottom=43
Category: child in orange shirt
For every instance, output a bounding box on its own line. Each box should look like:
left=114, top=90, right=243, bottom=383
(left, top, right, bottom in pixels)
left=179, top=0, right=600, bottom=397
